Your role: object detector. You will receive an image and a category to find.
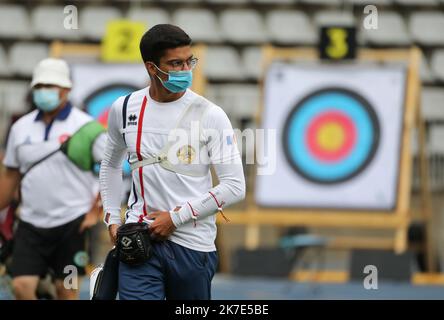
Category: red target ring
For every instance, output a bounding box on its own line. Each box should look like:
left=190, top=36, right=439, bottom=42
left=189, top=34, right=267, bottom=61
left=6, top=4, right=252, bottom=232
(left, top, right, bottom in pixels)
left=306, top=110, right=356, bottom=163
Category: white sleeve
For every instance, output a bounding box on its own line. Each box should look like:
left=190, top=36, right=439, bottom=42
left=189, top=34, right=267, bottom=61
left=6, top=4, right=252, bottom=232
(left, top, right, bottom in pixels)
left=92, top=132, right=107, bottom=163
left=169, top=105, right=246, bottom=227
left=99, top=97, right=127, bottom=227
left=3, top=124, right=19, bottom=169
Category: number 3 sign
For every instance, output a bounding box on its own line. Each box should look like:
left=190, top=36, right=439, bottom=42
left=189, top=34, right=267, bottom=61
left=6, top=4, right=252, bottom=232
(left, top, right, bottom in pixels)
left=319, top=26, right=357, bottom=60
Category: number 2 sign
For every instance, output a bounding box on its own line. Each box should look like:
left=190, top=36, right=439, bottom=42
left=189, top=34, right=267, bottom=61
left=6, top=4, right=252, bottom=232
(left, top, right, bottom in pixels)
left=101, top=20, right=147, bottom=63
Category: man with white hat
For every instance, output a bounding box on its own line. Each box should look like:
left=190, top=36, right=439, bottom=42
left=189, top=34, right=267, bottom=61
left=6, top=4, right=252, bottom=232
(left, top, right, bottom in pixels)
left=0, top=58, right=106, bottom=299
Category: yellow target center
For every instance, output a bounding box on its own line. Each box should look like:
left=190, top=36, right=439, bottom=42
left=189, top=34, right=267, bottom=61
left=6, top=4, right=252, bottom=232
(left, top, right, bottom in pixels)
left=316, top=122, right=345, bottom=151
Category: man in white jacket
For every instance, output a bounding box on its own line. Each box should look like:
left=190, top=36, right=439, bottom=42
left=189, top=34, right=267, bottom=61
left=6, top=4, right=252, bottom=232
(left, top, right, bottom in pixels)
left=99, top=24, right=246, bottom=300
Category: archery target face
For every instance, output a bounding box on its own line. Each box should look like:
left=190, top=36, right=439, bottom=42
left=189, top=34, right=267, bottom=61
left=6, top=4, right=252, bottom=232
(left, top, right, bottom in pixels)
left=255, top=63, right=406, bottom=210
left=70, top=63, right=149, bottom=123
left=283, top=88, right=380, bottom=184
left=84, top=84, right=139, bottom=128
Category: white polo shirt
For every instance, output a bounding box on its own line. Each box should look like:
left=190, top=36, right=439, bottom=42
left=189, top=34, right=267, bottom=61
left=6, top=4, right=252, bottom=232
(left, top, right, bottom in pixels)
left=3, top=103, right=101, bottom=229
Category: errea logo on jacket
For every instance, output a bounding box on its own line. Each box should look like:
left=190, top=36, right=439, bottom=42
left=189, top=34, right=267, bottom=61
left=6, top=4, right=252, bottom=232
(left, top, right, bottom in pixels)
left=128, top=114, right=138, bottom=126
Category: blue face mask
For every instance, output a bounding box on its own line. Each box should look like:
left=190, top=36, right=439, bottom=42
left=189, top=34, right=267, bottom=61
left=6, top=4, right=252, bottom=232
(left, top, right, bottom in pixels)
left=154, top=65, right=193, bottom=93
left=33, top=88, right=60, bottom=112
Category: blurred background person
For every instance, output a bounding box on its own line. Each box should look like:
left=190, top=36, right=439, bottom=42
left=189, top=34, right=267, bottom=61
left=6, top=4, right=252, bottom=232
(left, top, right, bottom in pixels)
left=0, top=58, right=105, bottom=299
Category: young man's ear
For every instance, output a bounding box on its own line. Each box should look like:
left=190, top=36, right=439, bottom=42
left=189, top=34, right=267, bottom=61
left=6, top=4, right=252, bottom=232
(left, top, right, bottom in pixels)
left=145, top=62, right=156, bottom=78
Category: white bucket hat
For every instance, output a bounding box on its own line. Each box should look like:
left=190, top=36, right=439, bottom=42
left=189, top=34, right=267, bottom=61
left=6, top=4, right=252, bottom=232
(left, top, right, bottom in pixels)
left=31, top=58, right=72, bottom=88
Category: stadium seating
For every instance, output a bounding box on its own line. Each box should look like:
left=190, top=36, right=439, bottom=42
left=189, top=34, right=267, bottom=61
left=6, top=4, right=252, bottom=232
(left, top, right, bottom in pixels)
left=204, top=46, right=245, bottom=80
left=213, top=84, right=260, bottom=119
left=0, top=81, right=29, bottom=113
left=0, top=5, right=32, bottom=39
left=219, top=9, right=268, bottom=43
left=80, top=6, right=121, bottom=40
left=207, top=0, right=249, bottom=3
left=409, top=12, right=444, bottom=46
left=361, top=12, right=411, bottom=46
left=430, top=50, right=444, bottom=82
left=300, top=0, right=342, bottom=5
left=266, top=10, right=317, bottom=45
left=421, top=87, right=444, bottom=121
left=395, top=0, right=439, bottom=6
left=9, top=42, right=49, bottom=76
left=345, top=0, right=393, bottom=4
left=314, top=11, right=356, bottom=27
left=420, top=53, right=435, bottom=83
left=429, top=126, right=444, bottom=153
left=253, top=0, right=295, bottom=4
left=1, top=2, right=444, bottom=76
left=32, top=6, right=81, bottom=40
left=127, top=7, right=170, bottom=28
left=173, top=9, right=221, bottom=43
left=242, top=46, right=263, bottom=80
left=0, top=46, right=11, bottom=76
left=160, top=0, right=202, bottom=2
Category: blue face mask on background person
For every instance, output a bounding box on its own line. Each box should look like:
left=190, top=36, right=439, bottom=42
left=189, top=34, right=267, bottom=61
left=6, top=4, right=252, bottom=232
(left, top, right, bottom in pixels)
left=154, top=65, right=193, bottom=93
left=33, top=88, right=60, bottom=112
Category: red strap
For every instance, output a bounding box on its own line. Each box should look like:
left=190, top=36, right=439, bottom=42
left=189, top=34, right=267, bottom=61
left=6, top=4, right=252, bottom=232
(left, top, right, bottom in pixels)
left=136, top=96, right=148, bottom=222
left=208, top=191, right=222, bottom=207
left=187, top=202, right=198, bottom=227
left=136, top=96, right=147, bottom=161
left=137, top=167, right=148, bottom=222
left=209, top=191, right=229, bottom=222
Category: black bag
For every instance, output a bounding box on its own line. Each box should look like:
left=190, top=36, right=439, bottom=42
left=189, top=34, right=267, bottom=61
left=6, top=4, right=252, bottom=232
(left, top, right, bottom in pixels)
left=91, top=247, right=119, bottom=300
left=116, top=223, right=152, bottom=266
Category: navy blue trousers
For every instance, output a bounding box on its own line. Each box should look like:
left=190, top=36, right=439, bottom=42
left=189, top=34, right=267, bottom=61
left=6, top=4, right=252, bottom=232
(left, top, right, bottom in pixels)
left=118, top=240, right=218, bottom=300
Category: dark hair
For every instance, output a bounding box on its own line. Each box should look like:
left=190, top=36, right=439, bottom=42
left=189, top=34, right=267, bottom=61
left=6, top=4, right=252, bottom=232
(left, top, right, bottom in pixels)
left=140, top=24, right=192, bottom=65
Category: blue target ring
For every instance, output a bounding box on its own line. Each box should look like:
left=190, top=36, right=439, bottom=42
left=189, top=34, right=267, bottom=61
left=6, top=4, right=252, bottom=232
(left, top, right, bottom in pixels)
left=282, top=88, right=380, bottom=184
left=84, top=84, right=139, bottom=176
left=84, top=84, right=138, bottom=126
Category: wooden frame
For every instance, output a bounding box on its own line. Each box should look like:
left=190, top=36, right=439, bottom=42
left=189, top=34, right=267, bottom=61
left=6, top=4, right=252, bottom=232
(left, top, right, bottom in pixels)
left=217, top=45, right=436, bottom=271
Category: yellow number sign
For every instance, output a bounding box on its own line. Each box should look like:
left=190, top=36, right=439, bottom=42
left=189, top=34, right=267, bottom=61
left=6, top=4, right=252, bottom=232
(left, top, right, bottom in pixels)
left=101, top=20, right=146, bottom=62
left=326, top=28, right=349, bottom=60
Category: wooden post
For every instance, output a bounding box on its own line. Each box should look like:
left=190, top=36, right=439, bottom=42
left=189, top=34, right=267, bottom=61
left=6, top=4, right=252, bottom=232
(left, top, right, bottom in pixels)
left=50, top=41, right=101, bottom=59
left=393, top=47, right=421, bottom=254
left=417, top=78, right=436, bottom=272
left=191, top=44, right=207, bottom=95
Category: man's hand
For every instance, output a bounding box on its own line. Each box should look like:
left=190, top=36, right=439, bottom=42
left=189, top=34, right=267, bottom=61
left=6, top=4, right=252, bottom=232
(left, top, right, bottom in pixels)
left=79, top=193, right=102, bottom=233
left=0, top=167, right=20, bottom=211
left=108, top=224, right=119, bottom=245
left=147, top=211, right=176, bottom=241
left=79, top=210, right=100, bottom=233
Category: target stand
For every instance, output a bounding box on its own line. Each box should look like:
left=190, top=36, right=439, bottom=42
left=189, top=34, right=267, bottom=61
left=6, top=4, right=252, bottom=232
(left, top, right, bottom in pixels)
left=217, top=45, right=437, bottom=273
